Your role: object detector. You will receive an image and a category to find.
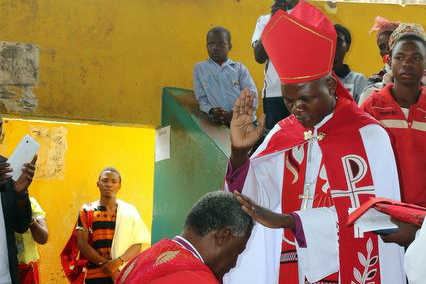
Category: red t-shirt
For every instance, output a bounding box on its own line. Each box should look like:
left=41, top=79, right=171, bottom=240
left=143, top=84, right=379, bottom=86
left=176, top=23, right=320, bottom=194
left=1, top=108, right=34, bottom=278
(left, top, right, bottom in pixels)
left=116, top=239, right=219, bottom=284
left=361, top=84, right=426, bottom=206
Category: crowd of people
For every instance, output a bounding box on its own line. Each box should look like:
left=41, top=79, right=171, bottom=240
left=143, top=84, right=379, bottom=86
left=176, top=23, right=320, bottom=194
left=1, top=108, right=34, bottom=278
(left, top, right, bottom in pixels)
left=0, top=118, right=150, bottom=284
left=184, top=0, right=424, bottom=283
left=192, top=1, right=424, bottom=129
left=0, top=0, right=424, bottom=284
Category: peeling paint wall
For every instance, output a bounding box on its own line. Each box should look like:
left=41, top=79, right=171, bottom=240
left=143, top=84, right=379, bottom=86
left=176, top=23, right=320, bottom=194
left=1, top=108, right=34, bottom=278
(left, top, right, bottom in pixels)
left=0, top=41, right=39, bottom=113
left=0, top=1, right=424, bottom=125
left=30, top=126, right=67, bottom=180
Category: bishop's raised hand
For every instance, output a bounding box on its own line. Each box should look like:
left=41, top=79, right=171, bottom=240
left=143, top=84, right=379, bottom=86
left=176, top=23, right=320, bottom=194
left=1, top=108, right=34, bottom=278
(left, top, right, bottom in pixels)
left=230, top=89, right=265, bottom=153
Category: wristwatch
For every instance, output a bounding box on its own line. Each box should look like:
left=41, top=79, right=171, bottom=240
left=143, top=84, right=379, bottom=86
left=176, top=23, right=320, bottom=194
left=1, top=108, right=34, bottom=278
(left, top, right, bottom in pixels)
left=118, top=256, right=125, bottom=264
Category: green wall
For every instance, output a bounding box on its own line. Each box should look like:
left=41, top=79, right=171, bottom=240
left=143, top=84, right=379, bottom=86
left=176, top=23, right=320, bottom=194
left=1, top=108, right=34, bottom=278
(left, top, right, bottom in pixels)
left=152, top=87, right=229, bottom=243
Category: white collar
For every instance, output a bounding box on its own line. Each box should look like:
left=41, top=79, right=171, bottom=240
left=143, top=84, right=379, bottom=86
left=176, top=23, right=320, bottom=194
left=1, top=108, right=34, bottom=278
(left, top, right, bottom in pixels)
left=314, top=111, right=334, bottom=130
left=173, top=236, right=205, bottom=263
left=209, top=58, right=232, bottom=67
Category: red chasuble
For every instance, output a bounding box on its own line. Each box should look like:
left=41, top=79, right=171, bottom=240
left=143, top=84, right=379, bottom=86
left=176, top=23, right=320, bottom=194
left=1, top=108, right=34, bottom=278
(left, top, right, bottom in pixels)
left=256, top=79, right=385, bottom=283
left=361, top=85, right=426, bottom=206
left=116, top=239, right=219, bottom=284
left=225, top=78, right=404, bottom=284
left=224, top=2, right=404, bottom=283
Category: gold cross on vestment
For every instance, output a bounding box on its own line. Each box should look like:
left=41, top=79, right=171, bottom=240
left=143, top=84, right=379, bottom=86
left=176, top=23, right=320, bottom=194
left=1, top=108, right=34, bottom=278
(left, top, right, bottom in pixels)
left=303, top=130, right=326, bottom=141
left=299, top=194, right=313, bottom=201
left=299, top=193, right=314, bottom=210
left=304, top=130, right=313, bottom=140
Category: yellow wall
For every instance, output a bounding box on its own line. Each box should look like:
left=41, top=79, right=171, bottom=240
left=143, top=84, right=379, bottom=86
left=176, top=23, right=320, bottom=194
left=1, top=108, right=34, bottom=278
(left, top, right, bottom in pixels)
left=0, top=2, right=424, bottom=283
left=1, top=1, right=424, bottom=125
left=1, top=118, right=155, bottom=283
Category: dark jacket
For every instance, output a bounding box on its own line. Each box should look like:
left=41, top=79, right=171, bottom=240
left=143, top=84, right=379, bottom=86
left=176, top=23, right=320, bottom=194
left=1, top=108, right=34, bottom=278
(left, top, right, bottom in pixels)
left=0, top=178, right=32, bottom=284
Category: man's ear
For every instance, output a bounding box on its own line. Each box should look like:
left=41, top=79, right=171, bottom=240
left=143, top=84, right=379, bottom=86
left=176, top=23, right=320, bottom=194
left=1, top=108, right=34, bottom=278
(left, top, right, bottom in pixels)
left=326, top=75, right=337, bottom=96
left=229, top=42, right=233, bottom=51
left=344, top=43, right=350, bottom=53
left=214, top=227, right=232, bottom=246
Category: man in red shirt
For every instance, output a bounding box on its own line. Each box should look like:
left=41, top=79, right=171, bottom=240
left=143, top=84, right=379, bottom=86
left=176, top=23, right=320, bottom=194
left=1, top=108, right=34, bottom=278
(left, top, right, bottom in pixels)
left=115, top=191, right=253, bottom=284
left=361, top=23, right=426, bottom=206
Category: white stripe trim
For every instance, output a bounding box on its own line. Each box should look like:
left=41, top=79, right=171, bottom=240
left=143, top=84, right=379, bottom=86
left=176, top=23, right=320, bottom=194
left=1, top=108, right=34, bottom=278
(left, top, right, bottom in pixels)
left=379, top=119, right=408, bottom=129
left=173, top=236, right=205, bottom=263
left=359, top=124, right=405, bottom=284
left=370, top=106, right=394, bottom=111
left=416, top=107, right=426, bottom=114
left=250, top=124, right=282, bottom=158
left=412, top=121, right=426, bottom=132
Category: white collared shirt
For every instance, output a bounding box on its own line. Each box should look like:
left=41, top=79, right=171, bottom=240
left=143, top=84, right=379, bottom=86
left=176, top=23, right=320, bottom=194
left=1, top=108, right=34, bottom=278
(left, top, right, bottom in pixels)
left=251, top=9, right=293, bottom=99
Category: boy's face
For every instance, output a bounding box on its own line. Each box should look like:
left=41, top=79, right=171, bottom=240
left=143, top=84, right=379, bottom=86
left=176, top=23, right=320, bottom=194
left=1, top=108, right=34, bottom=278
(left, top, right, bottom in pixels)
left=391, top=39, right=425, bottom=87
left=333, top=32, right=349, bottom=68
left=207, top=31, right=231, bottom=65
left=97, top=170, right=121, bottom=199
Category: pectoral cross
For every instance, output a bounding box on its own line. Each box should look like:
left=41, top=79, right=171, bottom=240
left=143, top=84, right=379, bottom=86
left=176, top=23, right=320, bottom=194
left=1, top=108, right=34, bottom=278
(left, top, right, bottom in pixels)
left=299, top=183, right=314, bottom=210
left=299, top=194, right=314, bottom=210
left=304, top=130, right=326, bottom=141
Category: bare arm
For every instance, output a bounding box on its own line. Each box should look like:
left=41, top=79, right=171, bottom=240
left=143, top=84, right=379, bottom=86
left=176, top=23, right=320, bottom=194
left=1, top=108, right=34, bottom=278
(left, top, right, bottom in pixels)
left=253, top=40, right=268, bottom=64
left=120, top=243, right=141, bottom=262
left=76, top=230, right=109, bottom=265
left=30, top=216, right=48, bottom=244
left=102, top=244, right=142, bottom=279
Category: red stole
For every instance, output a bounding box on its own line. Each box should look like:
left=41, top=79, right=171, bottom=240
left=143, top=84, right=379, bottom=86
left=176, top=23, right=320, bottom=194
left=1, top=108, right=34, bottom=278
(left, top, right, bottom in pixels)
left=280, top=145, right=307, bottom=284
left=280, top=145, right=336, bottom=283
left=257, top=79, right=383, bottom=283
left=116, top=239, right=219, bottom=284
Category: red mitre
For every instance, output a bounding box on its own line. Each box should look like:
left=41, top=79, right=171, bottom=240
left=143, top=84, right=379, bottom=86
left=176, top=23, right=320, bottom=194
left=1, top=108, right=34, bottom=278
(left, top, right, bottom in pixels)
left=261, top=1, right=336, bottom=84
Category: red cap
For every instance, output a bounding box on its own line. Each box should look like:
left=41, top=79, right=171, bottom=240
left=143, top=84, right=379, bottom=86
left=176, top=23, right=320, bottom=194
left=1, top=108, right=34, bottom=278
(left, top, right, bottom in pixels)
left=261, top=1, right=337, bottom=84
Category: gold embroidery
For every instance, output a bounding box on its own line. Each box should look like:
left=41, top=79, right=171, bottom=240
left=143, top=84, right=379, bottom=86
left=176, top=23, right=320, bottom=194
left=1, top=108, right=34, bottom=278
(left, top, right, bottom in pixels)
left=285, top=155, right=299, bottom=184
left=304, top=130, right=326, bottom=141
left=154, top=250, right=180, bottom=266
left=280, top=72, right=330, bottom=81
left=318, top=132, right=326, bottom=141
left=304, top=130, right=313, bottom=140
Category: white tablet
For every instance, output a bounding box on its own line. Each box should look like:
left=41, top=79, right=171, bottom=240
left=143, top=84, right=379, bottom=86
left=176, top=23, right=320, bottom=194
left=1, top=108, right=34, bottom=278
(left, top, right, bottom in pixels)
left=8, top=135, right=40, bottom=181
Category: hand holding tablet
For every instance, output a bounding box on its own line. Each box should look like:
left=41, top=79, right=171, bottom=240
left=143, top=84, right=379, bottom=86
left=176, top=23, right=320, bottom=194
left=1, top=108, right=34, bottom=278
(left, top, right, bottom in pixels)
left=7, top=135, right=40, bottom=181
